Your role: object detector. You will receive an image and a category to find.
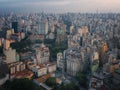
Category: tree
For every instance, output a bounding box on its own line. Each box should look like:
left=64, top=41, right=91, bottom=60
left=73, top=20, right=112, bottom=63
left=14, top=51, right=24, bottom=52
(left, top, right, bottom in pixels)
left=44, top=39, right=55, bottom=45
left=57, top=82, right=79, bottom=90
left=76, top=72, right=87, bottom=87
left=3, top=78, right=35, bottom=90
left=0, top=46, right=3, bottom=55
left=10, top=39, right=32, bottom=53
left=45, top=77, right=57, bottom=88
left=0, top=72, right=6, bottom=79
left=50, top=44, right=67, bottom=59
left=36, top=86, right=45, bottom=90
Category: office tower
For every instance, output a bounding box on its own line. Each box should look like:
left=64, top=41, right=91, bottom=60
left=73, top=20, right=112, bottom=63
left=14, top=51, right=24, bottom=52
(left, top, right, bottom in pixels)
left=45, top=20, right=49, bottom=34
left=12, top=22, right=18, bottom=33
left=80, top=37, right=83, bottom=46
left=38, top=20, right=48, bottom=35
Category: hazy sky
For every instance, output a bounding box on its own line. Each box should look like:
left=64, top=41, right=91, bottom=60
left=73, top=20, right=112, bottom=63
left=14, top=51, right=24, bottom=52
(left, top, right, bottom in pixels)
left=0, top=0, right=120, bottom=13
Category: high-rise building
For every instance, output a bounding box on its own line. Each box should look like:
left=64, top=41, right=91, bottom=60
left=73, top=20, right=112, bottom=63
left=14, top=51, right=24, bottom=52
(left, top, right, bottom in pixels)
left=3, top=39, right=10, bottom=50
left=20, top=32, right=26, bottom=39
left=12, top=22, right=18, bottom=33
left=56, top=27, right=67, bottom=45
left=70, top=25, right=74, bottom=34
left=4, top=47, right=16, bottom=63
left=36, top=43, right=50, bottom=64
left=0, top=38, right=4, bottom=46
left=90, top=51, right=99, bottom=74
left=6, top=29, right=14, bottom=39
left=66, top=49, right=83, bottom=76
left=80, top=37, right=83, bottom=46
left=57, top=52, right=65, bottom=72
left=38, top=20, right=48, bottom=35
left=77, top=26, right=89, bottom=36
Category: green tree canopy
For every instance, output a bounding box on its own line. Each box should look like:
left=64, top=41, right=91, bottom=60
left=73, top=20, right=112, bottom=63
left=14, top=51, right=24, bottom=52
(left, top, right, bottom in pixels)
left=76, top=72, right=87, bottom=87
left=57, top=82, right=79, bottom=90
left=3, top=78, right=35, bottom=90
left=10, top=39, right=32, bottom=53
left=0, top=46, right=3, bottom=55
left=45, top=77, right=57, bottom=88
left=0, top=72, right=6, bottom=79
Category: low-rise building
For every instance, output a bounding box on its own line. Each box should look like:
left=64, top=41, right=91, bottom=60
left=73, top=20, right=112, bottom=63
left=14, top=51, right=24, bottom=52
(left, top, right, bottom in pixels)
left=32, top=64, right=47, bottom=77
left=8, top=61, right=26, bottom=79
left=15, top=69, right=34, bottom=79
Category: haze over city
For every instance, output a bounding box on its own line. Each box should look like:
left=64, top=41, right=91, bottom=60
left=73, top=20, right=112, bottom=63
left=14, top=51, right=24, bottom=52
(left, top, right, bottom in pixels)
left=0, top=0, right=120, bottom=13
left=0, top=0, right=120, bottom=90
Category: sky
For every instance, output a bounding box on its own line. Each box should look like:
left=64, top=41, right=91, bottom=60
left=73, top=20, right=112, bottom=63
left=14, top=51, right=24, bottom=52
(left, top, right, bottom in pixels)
left=0, top=0, right=120, bottom=13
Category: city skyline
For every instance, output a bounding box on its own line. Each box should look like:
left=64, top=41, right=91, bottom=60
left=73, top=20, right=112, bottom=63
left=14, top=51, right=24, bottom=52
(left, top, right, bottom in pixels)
left=0, top=1, right=120, bottom=89
left=0, top=0, right=120, bottom=13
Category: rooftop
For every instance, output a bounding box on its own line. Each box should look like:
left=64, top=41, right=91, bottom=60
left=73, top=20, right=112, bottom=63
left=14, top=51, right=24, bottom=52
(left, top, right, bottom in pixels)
left=15, top=69, right=34, bottom=79
left=34, top=74, right=51, bottom=83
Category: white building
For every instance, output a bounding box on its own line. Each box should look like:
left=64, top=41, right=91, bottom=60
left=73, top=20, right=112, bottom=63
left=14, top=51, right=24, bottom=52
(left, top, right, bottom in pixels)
left=47, top=64, right=56, bottom=73
left=3, top=39, right=10, bottom=50
left=57, top=52, right=65, bottom=72
left=6, top=29, right=14, bottom=39
left=32, top=65, right=47, bottom=77
left=36, top=44, right=50, bottom=64
left=27, top=61, right=56, bottom=76
left=90, top=51, right=99, bottom=63
left=8, top=62, right=26, bottom=74
left=4, top=47, right=16, bottom=63
left=44, top=62, right=56, bottom=73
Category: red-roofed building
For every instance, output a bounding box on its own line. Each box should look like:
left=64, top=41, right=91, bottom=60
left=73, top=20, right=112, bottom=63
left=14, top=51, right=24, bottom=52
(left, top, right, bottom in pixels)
left=15, top=69, right=34, bottom=79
